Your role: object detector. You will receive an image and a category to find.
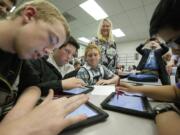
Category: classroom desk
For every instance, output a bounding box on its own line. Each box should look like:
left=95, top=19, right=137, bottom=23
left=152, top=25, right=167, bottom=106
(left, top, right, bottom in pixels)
left=61, top=86, right=158, bottom=135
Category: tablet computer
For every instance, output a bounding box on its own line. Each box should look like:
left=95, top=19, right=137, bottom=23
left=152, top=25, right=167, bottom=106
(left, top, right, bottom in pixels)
left=101, top=92, right=154, bottom=119
left=63, top=86, right=94, bottom=95
left=63, top=101, right=109, bottom=132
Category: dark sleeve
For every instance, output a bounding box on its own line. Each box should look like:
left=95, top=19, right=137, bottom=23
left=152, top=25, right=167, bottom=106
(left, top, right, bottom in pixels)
left=30, top=60, right=63, bottom=96
left=32, top=58, right=63, bottom=96
left=18, top=60, right=41, bottom=95
left=158, top=43, right=169, bottom=55
left=63, top=70, right=78, bottom=79
left=136, top=44, right=145, bottom=55
left=38, top=80, right=63, bottom=96
left=19, top=60, right=63, bottom=96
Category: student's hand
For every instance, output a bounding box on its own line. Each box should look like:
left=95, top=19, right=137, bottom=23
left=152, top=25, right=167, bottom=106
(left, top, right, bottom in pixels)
left=115, top=82, right=135, bottom=93
left=1, top=90, right=89, bottom=135
left=62, top=77, right=86, bottom=90
left=96, top=79, right=111, bottom=85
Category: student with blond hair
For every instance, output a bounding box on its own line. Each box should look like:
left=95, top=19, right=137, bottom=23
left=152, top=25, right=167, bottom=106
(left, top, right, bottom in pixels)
left=77, top=43, right=119, bottom=85
left=92, top=18, right=120, bottom=74
left=0, top=0, right=88, bottom=134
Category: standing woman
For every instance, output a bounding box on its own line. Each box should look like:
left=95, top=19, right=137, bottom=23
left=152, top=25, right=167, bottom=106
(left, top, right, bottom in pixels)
left=92, top=19, right=120, bottom=74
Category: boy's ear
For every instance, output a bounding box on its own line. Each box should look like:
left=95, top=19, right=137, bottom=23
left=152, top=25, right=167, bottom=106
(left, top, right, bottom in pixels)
left=21, top=6, right=37, bottom=23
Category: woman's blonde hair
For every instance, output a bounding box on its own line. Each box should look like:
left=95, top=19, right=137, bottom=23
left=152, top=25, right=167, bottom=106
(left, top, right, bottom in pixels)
left=9, top=0, right=70, bottom=38
left=97, top=18, right=114, bottom=42
left=85, top=43, right=101, bottom=58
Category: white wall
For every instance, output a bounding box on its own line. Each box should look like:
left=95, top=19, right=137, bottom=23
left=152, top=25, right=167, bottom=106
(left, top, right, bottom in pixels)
left=116, top=40, right=145, bottom=67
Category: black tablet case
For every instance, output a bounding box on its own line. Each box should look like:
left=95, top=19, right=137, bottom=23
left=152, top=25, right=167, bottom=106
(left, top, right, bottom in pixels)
left=62, top=101, right=109, bottom=132
left=101, top=92, right=154, bottom=119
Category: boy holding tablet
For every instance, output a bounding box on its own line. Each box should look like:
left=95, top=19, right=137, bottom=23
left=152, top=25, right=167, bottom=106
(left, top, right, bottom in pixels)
left=0, top=0, right=88, bottom=135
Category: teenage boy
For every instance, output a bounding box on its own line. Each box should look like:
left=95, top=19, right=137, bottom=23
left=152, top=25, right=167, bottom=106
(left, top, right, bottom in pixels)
left=0, top=1, right=88, bottom=135
left=19, top=36, right=85, bottom=96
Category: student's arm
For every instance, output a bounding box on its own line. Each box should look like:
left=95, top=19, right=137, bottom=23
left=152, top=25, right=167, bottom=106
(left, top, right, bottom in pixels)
left=96, top=66, right=119, bottom=85
left=159, top=43, right=169, bottom=55
left=156, top=111, right=180, bottom=135
left=116, top=82, right=180, bottom=102
left=107, top=74, right=119, bottom=84
left=19, top=60, right=63, bottom=96
left=62, top=77, right=85, bottom=90
left=136, top=44, right=145, bottom=55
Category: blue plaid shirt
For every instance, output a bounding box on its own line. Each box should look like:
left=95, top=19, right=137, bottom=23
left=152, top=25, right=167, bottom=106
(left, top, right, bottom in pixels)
left=76, top=63, right=114, bottom=85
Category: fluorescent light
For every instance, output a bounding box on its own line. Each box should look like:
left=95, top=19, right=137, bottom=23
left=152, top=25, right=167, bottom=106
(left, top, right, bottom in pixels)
left=112, top=28, right=125, bottom=38
left=10, top=6, right=16, bottom=13
left=79, top=0, right=108, bottom=20
left=78, top=37, right=90, bottom=43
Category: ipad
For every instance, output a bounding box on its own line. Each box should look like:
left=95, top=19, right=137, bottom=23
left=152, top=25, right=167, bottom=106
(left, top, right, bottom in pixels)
left=63, top=86, right=94, bottom=95
left=101, top=92, right=154, bottom=119
left=66, top=104, right=98, bottom=118
left=63, top=102, right=109, bottom=132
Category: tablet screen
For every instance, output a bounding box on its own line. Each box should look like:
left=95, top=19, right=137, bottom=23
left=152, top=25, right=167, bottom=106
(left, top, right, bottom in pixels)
left=108, top=94, right=144, bottom=111
left=64, top=87, right=90, bottom=94
left=66, top=104, right=98, bottom=118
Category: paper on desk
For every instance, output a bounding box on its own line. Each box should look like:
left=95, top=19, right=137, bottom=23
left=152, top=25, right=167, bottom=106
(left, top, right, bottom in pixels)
left=91, top=85, right=115, bottom=95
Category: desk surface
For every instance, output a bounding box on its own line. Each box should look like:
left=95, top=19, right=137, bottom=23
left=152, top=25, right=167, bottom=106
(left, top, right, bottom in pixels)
left=61, top=88, right=157, bottom=135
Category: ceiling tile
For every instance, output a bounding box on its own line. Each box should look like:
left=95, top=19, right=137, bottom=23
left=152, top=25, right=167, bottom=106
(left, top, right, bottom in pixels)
left=119, top=0, right=143, bottom=11
left=126, top=7, right=148, bottom=26
left=97, top=0, right=124, bottom=16
left=110, top=12, right=132, bottom=28
left=52, top=0, right=77, bottom=12
left=141, top=0, right=160, bottom=6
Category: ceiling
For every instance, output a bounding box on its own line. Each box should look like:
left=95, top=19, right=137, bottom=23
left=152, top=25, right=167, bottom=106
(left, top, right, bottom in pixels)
left=17, top=0, right=160, bottom=44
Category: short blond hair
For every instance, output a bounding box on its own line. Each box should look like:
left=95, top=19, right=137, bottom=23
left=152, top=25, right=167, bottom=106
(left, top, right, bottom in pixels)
left=85, top=43, right=101, bottom=58
left=97, top=18, right=114, bottom=42
left=10, top=0, right=70, bottom=38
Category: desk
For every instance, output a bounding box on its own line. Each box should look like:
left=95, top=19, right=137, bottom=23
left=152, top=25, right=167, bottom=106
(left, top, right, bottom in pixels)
left=61, top=86, right=157, bottom=135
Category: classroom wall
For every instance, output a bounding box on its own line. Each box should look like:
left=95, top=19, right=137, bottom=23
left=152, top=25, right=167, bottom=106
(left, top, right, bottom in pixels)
left=116, top=39, right=145, bottom=68
left=78, top=43, right=87, bottom=57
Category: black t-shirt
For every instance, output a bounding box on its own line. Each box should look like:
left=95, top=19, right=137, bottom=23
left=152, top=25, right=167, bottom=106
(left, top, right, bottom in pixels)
left=0, top=49, right=22, bottom=85
left=0, top=49, right=22, bottom=120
